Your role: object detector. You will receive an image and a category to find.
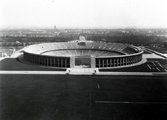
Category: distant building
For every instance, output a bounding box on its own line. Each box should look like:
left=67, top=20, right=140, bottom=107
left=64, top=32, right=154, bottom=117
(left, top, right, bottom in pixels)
left=54, top=25, right=57, bottom=31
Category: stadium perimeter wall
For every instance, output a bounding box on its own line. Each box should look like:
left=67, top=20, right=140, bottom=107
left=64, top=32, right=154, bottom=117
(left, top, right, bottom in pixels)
left=23, top=50, right=143, bottom=68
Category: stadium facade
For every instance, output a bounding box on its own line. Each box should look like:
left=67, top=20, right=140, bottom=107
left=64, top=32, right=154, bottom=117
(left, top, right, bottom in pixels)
left=22, top=37, right=143, bottom=69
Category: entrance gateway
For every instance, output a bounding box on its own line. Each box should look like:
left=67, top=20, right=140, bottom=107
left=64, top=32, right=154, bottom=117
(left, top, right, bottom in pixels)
left=75, top=55, right=91, bottom=68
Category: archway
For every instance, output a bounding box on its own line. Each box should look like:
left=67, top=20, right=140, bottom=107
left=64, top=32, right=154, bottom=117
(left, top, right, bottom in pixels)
left=75, top=55, right=91, bottom=68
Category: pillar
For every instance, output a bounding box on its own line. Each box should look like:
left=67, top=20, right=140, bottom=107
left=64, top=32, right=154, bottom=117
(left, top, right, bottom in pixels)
left=43, top=57, right=45, bottom=65
left=106, top=59, right=109, bottom=67
left=70, top=56, right=75, bottom=68
left=113, top=58, right=116, bottom=67
left=102, top=59, right=105, bottom=67
left=53, top=58, right=56, bottom=67
left=57, top=58, right=60, bottom=67
left=122, top=58, right=124, bottom=65
left=50, top=57, right=52, bottom=66
left=120, top=58, right=122, bottom=65
left=61, top=58, right=63, bottom=67
left=117, top=58, right=119, bottom=66
left=46, top=57, right=49, bottom=66
left=99, top=59, right=101, bottom=68
left=65, top=58, right=67, bottom=67
left=91, top=56, right=95, bottom=68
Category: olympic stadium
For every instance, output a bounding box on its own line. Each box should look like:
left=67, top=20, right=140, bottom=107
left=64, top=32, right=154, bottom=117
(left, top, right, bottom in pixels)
left=22, top=38, right=144, bottom=69
left=0, top=37, right=167, bottom=120
left=16, top=35, right=146, bottom=76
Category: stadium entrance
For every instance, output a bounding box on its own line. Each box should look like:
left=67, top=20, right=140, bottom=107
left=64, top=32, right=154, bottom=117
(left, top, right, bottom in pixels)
left=75, top=56, right=91, bottom=68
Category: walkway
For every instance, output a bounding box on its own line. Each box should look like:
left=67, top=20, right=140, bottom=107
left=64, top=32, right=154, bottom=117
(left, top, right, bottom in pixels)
left=0, top=70, right=167, bottom=76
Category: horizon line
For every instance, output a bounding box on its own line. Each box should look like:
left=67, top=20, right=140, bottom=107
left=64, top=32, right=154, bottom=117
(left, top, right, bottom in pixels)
left=1, top=26, right=167, bottom=30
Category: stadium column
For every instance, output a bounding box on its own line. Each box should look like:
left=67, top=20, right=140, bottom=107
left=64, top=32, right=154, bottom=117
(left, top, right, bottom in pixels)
left=47, top=57, right=49, bottom=66
left=121, top=58, right=123, bottom=65
left=36, top=56, right=38, bottom=64
left=60, top=58, right=63, bottom=67
left=64, top=58, right=67, bottom=67
left=42, top=57, right=45, bottom=65
left=53, top=57, right=56, bottom=67
left=124, top=57, right=126, bottom=65
left=122, top=57, right=125, bottom=65
left=113, top=58, right=116, bottom=67
left=106, top=59, right=109, bottom=67
left=102, top=59, right=105, bottom=67
left=65, top=58, right=69, bottom=67
left=33, top=55, right=35, bottom=63
left=70, top=56, right=75, bottom=68
left=120, top=58, right=122, bottom=65
left=98, top=59, right=101, bottom=68
left=117, top=58, right=119, bottom=66
left=50, top=57, right=52, bottom=66
left=57, top=58, right=60, bottom=67
left=91, top=56, right=95, bottom=68
left=44, top=57, right=46, bottom=66
left=110, top=58, right=112, bottom=67
left=130, top=57, right=132, bottom=64
left=127, top=57, right=130, bottom=65
left=34, top=55, right=36, bottom=63
left=125, top=57, right=128, bottom=65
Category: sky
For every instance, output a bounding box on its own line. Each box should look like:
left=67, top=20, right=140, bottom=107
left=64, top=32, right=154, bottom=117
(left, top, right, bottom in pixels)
left=0, top=0, right=167, bottom=29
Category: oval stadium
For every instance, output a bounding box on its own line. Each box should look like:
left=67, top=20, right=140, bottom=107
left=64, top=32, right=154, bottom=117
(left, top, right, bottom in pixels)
left=22, top=37, right=144, bottom=69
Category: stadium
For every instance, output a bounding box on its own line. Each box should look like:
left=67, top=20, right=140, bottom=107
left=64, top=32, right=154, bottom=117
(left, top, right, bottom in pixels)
left=22, top=37, right=144, bottom=70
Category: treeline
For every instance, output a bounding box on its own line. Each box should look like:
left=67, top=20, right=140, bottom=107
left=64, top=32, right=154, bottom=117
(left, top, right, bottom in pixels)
left=86, top=35, right=167, bottom=46
left=0, top=36, right=77, bottom=47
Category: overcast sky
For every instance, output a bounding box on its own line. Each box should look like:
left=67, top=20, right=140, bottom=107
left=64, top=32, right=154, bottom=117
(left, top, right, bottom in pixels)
left=0, top=0, right=167, bottom=29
